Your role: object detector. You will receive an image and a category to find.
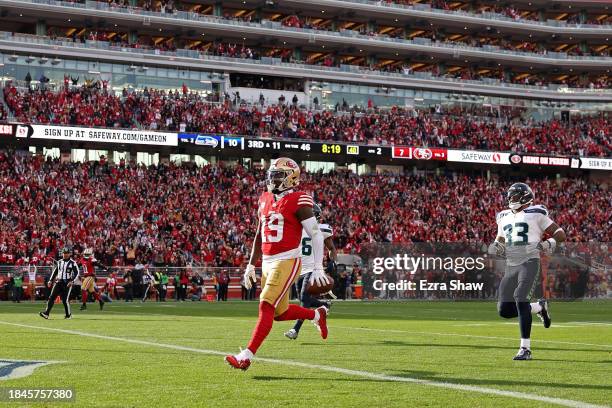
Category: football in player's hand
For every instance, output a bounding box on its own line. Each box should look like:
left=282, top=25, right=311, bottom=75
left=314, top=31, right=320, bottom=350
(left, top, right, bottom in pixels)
left=306, top=275, right=335, bottom=296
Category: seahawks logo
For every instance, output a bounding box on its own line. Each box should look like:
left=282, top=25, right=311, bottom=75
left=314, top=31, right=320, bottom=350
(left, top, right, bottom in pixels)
left=0, top=359, right=60, bottom=380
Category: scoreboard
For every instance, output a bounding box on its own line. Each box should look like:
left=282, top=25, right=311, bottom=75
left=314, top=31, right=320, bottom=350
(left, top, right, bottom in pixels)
left=179, top=133, right=390, bottom=159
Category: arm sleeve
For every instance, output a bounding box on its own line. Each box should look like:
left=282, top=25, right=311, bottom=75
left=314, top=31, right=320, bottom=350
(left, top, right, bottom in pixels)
left=301, top=216, right=324, bottom=271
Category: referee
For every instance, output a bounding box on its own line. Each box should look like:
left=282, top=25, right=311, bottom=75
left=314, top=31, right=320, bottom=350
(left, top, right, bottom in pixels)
left=39, top=247, right=80, bottom=320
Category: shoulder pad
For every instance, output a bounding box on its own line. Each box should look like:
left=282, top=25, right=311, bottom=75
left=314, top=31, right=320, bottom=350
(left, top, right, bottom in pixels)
left=320, top=223, right=333, bottom=236
left=496, top=210, right=511, bottom=222
left=524, top=205, right=548, bottom=216
left=295, top=192, right=314, bottom=208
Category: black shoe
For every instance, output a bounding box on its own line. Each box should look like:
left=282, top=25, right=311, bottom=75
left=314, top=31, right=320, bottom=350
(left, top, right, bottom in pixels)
left=536, top=299, right=551, bottom=328
left=65, top=314, right=72, bottom=320
left=80, top=304, right=87, bottom=311
left=513, top=347, right=532, bottom=360
left=99, top=300, right=105, bottom=310
left=39, top=312, right=49, bottom=320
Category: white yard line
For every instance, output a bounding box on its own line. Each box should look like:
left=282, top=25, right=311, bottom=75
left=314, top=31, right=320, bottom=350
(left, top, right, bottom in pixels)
left=0, top=320, right=607, bottom=408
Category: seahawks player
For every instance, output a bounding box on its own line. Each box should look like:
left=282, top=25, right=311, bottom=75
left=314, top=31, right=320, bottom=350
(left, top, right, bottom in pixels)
left=284, top=203, right=336, bottom=340
left=489, top=183, right=566, bottom=360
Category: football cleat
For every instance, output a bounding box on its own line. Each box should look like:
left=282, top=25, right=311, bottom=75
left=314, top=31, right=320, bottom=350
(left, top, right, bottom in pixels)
left=313, top=306, right=329, bottom=340
left=80, top=304, right=87, bottom=311
left=99, top=299, right=105, bottom=310
left=64, top=314, right=72, bottom=320
left=536, top=299, right=551, bottom=328
left=225, top=354, right=251, bottom=371
left=513, top=347, right=532, bottom=360
left=39, top=312, right=49, bottom=320
left=284, top=329, right=298, bottom=340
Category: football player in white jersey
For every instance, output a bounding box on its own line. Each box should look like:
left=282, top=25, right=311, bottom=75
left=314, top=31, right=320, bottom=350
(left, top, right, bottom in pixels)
left=284, top=203, right=337, bottom=340
left=488, top=182, right=566, bottom=360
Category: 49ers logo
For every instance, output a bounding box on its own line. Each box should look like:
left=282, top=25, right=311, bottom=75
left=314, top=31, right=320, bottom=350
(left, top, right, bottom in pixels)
left=413, top=148, right=433, bottom=160
left=283, top=159, right=298, bottom=169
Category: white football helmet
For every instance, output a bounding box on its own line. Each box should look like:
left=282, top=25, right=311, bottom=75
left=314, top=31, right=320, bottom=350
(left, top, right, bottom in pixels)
left=83, top=248, right=93, bottom=259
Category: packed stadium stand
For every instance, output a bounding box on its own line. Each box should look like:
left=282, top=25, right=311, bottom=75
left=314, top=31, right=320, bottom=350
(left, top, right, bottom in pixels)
left=0, top=0, right=609, bottom=302
left=0, top=152, right=609, bottom=268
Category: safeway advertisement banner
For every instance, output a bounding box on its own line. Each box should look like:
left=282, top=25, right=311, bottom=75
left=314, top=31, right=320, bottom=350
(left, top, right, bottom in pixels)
left=447, top=150, right=510, bottom=165
left=17, top=125, right=178, bottom=146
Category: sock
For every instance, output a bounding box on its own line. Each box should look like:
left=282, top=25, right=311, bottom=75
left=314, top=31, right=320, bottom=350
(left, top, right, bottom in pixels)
left=246, top=302, right=275, bottom=355
left=520, top=338, right=531, bottom=349
left=530, top=302, right=542, bottom=314
left=237, top=348, right=254, bottom=361
left=81, top=291, right=87, bottom=304
left=274, top=304, right=316, bottom=322
left=293, top=319, right=304, bottom=332
left=94, top=292, right=101, bottom=302
left=517, top=302, right=532, bottom=339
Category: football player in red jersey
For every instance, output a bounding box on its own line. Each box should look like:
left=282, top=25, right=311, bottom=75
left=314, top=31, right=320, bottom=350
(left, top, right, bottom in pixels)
left=225, top=158, right=331, bottom=371
left=79, top=248, right=107, bottom=311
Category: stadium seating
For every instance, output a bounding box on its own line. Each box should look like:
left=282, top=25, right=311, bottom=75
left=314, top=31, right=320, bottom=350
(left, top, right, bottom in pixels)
left=0, top=152, right=609, bottom=270
left=3, top=84, right=610, bottom=157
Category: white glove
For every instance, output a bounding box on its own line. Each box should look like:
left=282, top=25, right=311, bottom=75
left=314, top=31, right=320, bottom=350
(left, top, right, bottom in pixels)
left=537, top=238, right=556, bottom=254
left=243, top=264, right=256, bottom=290
left=487, top=241, right=506, bottom=257
left=308, top=268, right=330, bottom=287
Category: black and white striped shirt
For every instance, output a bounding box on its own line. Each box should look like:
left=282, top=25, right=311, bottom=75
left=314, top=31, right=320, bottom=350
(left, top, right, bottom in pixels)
left=50, top=259, right=80, bottom=282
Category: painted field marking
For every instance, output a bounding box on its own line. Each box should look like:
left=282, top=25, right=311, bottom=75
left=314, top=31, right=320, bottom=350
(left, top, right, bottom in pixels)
left=0, top=320, right=607, bottom=408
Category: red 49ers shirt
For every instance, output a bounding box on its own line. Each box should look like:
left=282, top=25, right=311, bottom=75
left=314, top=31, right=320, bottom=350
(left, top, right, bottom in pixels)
left=80, top=258, right=97, bottom=277
left=258, top=190, right=313, bottom=261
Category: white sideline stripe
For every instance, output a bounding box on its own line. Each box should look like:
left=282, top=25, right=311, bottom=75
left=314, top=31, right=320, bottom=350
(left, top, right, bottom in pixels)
left=0, top=321, right=606, bottom=408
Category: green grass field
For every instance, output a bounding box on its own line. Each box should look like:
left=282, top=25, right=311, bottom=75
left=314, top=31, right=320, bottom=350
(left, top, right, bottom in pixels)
left=0, top=300, right=610, bottom=408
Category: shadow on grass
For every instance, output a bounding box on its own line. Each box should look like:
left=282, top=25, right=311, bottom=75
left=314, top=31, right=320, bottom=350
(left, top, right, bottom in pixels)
left=252, top=375, right=391, bottom=383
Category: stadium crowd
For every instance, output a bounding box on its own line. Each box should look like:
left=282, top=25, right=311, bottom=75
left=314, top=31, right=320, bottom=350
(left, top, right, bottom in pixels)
left=0, top=152, right=609, bottom=271
left=3, top=84, right=610, bottom=157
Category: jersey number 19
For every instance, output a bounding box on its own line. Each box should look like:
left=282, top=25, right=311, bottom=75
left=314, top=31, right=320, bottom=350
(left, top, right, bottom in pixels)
left=262, top=213, right=284, bottom=243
